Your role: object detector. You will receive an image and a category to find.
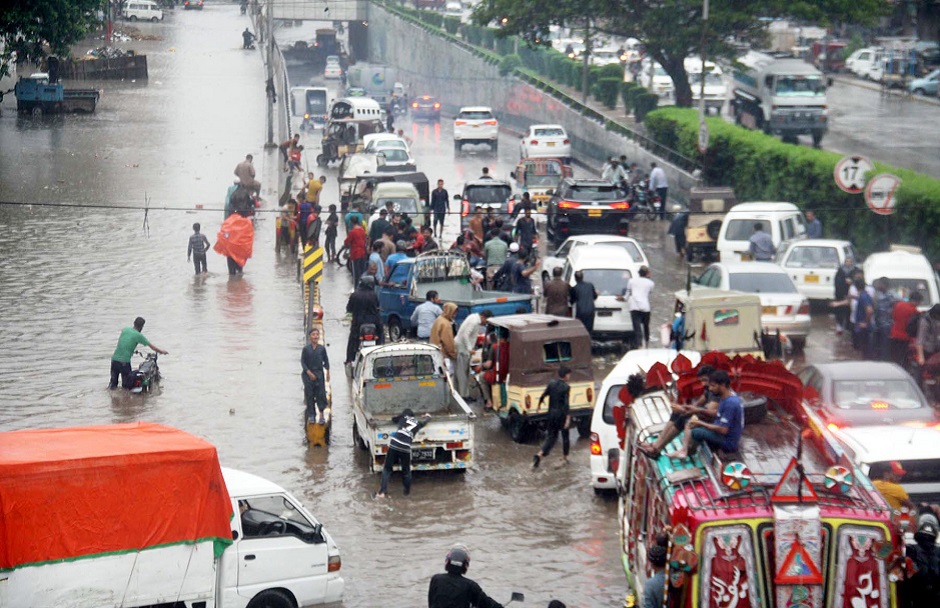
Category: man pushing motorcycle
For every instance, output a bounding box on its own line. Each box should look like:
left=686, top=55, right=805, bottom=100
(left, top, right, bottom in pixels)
left=109, top=317, right=168, bottom=390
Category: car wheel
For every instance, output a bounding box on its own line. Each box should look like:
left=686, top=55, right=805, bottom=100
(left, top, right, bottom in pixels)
left=491, top=140, right=498, bottom=155
left=387, top=317, right=402, bottom=342
left=151, top=16, right=159, bottom=22
left=454, top=141, right=461, bottom=153
left=246, top=589, right=294, bottom=608
left=353, top=421, right=367, bottom=450
left=130, top=15, right=138, bottom=21
left=706, top=220, right=722, bottom=241
left=914, top=88, right=926, bottom=96
left=508, top=410, right=529, bottom=443
left=739, top=392, right=769, bottom=424
left=576, top=416, right=591, bottom=438
left=31, top=106, right=43, bottom=118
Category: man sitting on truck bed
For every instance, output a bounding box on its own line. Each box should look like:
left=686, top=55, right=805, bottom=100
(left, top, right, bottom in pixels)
left=639, top=365, right=719, bottom=458
left=667, top=370, right=744, bottom=460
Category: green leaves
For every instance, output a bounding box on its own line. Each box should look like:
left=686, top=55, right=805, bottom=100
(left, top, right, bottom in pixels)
left=1, top=0, right=103, bottom=78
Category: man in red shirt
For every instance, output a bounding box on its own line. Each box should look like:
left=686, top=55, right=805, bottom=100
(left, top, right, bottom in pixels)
left=890, top=291, right=923, bottom=366
left=344, top=216, right=368, bottom=286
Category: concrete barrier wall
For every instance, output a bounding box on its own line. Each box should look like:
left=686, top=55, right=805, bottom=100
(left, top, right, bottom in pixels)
left=367, top=3, right=698, bottom=202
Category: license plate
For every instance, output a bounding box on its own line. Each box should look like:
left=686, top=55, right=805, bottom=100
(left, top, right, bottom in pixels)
left=547, top=142, right=555, bottom=147
left=588, top=209, right=602, bottom=217
left=472, top=124, right=480, bottom=128
left=412, top=448, right=435, bottom=460
left=597, top=310, right=614, bottom=317
left=804, top=275, right=820, bottom=283
left=362, top=340, right=376, bottom=347
left=762, top=306, right=777, bottom=315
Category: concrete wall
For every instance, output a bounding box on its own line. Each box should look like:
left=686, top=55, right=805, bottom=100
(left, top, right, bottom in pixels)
left=367, top=3, right=698, bottom=202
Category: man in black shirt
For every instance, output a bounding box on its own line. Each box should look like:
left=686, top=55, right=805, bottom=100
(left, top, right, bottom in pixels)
left=569, top=271, right=598, bottom=333
left=428, top=545, right=503, bottom=608
left=430, top=179, right=449, bottom=240
left=639, top=365, right=717, bottom=458
left=301, top=328, right=330, bottom=422
left=345, top=276, right=382, bottom=364
left=369, top=208, right=390, bottom=246
left=533, top=366, right=572, bottom=468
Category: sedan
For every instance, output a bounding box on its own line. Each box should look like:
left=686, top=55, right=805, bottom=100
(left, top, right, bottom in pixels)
left=908, top=69, right=939, bottom=97
left=540, top=235, right=649, bottom=288
left=775, top=239, right=858, bottom=301
left=183, top=0, right=204, bottom=8
left=520, top=124, right=571, bottom=161
left=411, top=95, right=442, bottom=121
left=799, top=361, right=940, bottom=429
left=375, top=148, right=416, bottom=170
left=692, top=261, right=811, bottom=349
left=324, top=61, right=343, bottom=80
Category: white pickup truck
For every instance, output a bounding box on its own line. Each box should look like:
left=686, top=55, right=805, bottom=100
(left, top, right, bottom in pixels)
left=351, top=343, right=475, bottom=473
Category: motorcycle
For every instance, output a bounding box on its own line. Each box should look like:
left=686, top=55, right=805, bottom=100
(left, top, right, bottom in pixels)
left=629, top=178, right=661, bottom=221
left=129, top=350, right=160, bottom=394
left=359, top=323, right=379, bottom=350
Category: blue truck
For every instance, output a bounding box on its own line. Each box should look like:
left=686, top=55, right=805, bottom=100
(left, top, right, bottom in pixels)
left=379, top=250, right=532, bottom=340
left=14, top=73, right=100, bottom=116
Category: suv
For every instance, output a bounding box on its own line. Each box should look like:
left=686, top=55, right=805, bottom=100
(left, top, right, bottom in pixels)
left=546, top=178, right=631, bottom=246
left=411, top=95, right=442, bottom=121
left=455, top=180, right=515, bottom=234
left=453, top=106, right=498, bottom=153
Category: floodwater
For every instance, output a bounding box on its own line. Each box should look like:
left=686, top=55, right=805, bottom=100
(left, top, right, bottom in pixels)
left=0, top=6, right=858, bottom=607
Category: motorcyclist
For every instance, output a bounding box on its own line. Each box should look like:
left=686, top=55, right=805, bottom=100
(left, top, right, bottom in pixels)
left=601, top=158, right=629, bottom=188
left=428, top=545, right=503, bottom=608
left=242, top=28, right=256, bottom=49
left=345, top=276, right=383, bottom=365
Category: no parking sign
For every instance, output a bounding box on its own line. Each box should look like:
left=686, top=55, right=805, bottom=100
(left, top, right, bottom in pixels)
left=864, top=174, right=902, bottom=216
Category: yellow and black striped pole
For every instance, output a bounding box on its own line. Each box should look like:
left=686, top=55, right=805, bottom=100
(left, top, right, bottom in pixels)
left=303, top=244, right=324, bottom=284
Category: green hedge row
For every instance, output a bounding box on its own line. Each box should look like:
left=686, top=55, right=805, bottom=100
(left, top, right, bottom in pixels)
left=644, top=107, right=940, bottom=258
left=443, top=16, right=460, bottom=35
left=593, top=77, right=620, bottom=109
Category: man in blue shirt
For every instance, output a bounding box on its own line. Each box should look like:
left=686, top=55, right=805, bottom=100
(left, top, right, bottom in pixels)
left=668, top=369, right=743, bottom=459
left=411, top=290, right=442, bottom=340
left=642, top=545, right=668, bottom=608
left=805, top=210, right=822, bottom=239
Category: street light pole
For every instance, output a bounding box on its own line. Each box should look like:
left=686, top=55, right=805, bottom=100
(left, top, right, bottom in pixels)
left=265, top=0, right=274, bottom=146
left=699, top=0, right=708, bottom=119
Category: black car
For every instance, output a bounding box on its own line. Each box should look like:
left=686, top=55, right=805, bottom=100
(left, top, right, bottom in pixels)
left=454, top=179, right=515, bottom=235
left=546, top=178, right=631, bottom=246
left=183, top=0, right=204, bottom=8
left=411, top=95, right=441, bottom=121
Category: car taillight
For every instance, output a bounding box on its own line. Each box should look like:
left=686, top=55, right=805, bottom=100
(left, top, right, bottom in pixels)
left=484, top=120, right=498, bottom=125
left=446, top=441, right=464, bottom=449
left=586, top=387, right=594, bottom=402
left=609, top=202, right=631, bottom=210
left=826, top=423, right=839, bottom=433
left=328, top=555, right=342, bottom=572
left=590, top=432, right=602, bottom=455
left=461, top=200, right=469, bottom=216
left=433, top=103, right=441, bottom=109
left=798, top=300, right=810, bottom=315
left=871, top=401, right=889, bottom=409
left=455, top=120, right=467, bottom=125
left=412, top=102, right=418, bottom=108
left=559, top=201, right=581, bottom=209
left=525, top=395, right=531, bottom=409
left=563, top=138, right=570, bottom=144
left=530, top=139, right=539, bottom=145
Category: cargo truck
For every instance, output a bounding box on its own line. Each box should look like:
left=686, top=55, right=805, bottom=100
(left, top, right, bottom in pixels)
left=0, top=422, right=344, bottom=608
left=14, top=72, right=99, bottom=115
left=731, top=51, right=829, bottom=145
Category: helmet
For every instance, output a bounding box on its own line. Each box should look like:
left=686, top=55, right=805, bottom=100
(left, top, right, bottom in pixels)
left=916, top=513, right=939, bottom=543
left=445, top=545, right=470, bottom=574
left=358, top=275, right=375, bottom=290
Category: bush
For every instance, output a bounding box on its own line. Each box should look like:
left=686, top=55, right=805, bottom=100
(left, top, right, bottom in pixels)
left=624, top=85, right=643, bottom=113
left=443, top=16, right=460, bottom=35
left=644, top=107, right=940, bottom=258
left=597, top=63, right=624, bottom=80
left=462, top=25, right=482, bottom=46
left=419, top=11, right=443, bottom=28
left=593, top=77, right=620, bottom=109
left=499, top=53, right=522, bottom=76
left=495, top=36, right=514, bottom=56
left=620, top=82, right=639, bottom=112
left=481, top=28, right=496, bottom=50
left=633, top=93, right=659, bottom=122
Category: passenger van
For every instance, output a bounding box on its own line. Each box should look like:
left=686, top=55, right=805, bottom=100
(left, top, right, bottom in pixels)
left=291, top=86, right=330, bottom=131
left=329, top=97, right=384, bottom=122
left=863, top=245, right=940, bottom=309
left=562, top=245, right=638, bottom=341
left=123, top=0, right=164, bottom=21
left=589, top=348, right=700, bottom=492
left=715, top=201, right=807, bottom=262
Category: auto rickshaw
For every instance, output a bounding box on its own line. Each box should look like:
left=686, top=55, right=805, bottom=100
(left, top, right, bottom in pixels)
left=510, top=157, right=572, bottom=214
left=483, top=314, right=595, bottom=443
left=316, top=117, right=384, bottom=167
left=684, top=186, right=735, bottom=262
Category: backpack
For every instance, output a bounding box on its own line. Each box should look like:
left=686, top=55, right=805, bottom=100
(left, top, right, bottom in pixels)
left=907, top=312, right=924, bottom=339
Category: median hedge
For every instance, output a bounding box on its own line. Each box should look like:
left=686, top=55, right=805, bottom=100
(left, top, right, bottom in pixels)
left=645, top=107, right=940, bottom=258
left=593, top=77, right=620, bottom=109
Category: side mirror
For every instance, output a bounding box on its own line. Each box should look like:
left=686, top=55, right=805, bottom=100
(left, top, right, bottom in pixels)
left=606, top=447, right=621, bottom=474
left=509, top=171, right=516, bottom=180
left=452, top=194, right=461, bottom=200
left=545, top=189, right=554, bottom=196
left=232, top=530, right=239, bottom=540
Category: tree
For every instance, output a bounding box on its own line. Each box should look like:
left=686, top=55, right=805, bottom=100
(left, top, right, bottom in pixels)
left=473, top=0, right=890, bottom=108
left=1, top=0, right=103, bottom=79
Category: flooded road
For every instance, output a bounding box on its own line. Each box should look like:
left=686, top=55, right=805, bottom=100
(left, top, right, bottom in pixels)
left=0, top=6, right=860, bottom=607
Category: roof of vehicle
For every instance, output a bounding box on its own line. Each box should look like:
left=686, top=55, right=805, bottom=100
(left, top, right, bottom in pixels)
left=528, top=124, right=566, bottom=130
left=864, top=249, right=933, bottom=276
left=333, top=97, right=382, bottom=110
left=782, top=238, right=853, bottom=250
left=364, top=133, right=407, bottom=146
left=674, top=287, right=762, bottom=307
left=360, top=342, right=442, bottom=358
left=565, top=235, right=643, bottom=247
left=373, top=182, right=420, bottom=197
left=487, top=313, right=587, bottom=332
left=561, top=177, right=617, bottom=187
left=222, top=467, right=286, bottom=497
left=457, top=106, right=494, bottom=112
left=463, top=179, right=512, bottom=189
left=727, top=201, right=801, bottom=213
left=714, top=261, right=789, bottom=275
left=834, top=425, right=940, bottom=463
left=603, top=349, right=702, bottom=383
left=805, top=361, right=913, bottom=382
left=567, top=244, right=639, bottom=268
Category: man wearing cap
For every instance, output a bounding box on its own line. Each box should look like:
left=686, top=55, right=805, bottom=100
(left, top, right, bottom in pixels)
left=872, top=461, right=913, bottom=511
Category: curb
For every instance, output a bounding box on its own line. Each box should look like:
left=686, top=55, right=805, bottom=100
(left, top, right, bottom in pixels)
left=831, top=74, right=940, bottom=108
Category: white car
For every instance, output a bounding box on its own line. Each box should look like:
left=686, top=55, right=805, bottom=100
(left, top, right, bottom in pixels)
left=691, top=261, right=811, bottom=349
left=519, top=124, right=571, bottom=161
left=639, top=61, right=674, bottom=98
left=589, top=349, right=701, bottom=492
left=845, top=47, right=882, bottom=79
left=541, top=235, right=649, bottom=289
left=363, top=133, right=410, bottom=154
left=444, top=1, right=463, bottom=16
left=562, top=246, right=638, bottom=341
left=453, top=106, right=498, bottom=153
left=776, top=239, right=859, bottom=301
left=374, top=147, right=415, bottom=169
left=324, top=62, right=342, bottom=80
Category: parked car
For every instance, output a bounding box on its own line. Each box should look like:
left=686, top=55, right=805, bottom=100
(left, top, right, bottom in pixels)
left=182, top=0, right=204, bottom=9
left=540, top=235, right=648, bottom=289
left=546, top=178, right=631, bottom=246
left=123, top=0, right=163, bottom=21
left=846, top=47, right=881, bottom=79
left=798, top=361, right=939, bottom=430
left=453, top=106, right=498, bottom=153
left=775, top=239, right=859, bottom=301
left=455, top=179, right=515, bottom=234
left=691, top=261, right=811, bottom=350
left=411, top=95, right=441, bottom=120
left=519, top=124, right=571, bottom=161
left=863, top=245, right=940, bottom=309
left=562, top=245, right=637, bottom=341
left=909, top=68, right=940, bottom=96
left=715, top=201, right=806, bottom=262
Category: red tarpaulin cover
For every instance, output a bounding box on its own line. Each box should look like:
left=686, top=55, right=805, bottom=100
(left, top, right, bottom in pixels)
left=214, top=214, right=255, bottom=267
left=0, top=422, right=234, bottom=571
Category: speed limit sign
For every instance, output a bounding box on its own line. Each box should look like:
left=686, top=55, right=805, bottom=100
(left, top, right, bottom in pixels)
left=864, top=173, right=901, bottom=215
left=834, top=155, right=874, bottom=194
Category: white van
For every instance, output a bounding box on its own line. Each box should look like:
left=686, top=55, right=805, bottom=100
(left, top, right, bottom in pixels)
left=589, top=349, right=701, bottom=492
left=329, top=97, right=384, bottom=121
left=716, top=202, right=807, bottom=262
left=563, top=245, right=638, bottom=341
left=846, top=47, right=882, bottom=79
left=863, top=245, right=940, bottom=310
left=685, top=57, right=727, bottom=114
left=124, top=0, right=164, bottom=22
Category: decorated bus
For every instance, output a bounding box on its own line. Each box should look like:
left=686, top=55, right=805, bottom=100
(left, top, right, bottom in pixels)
left=612, top=353, right=902, bottom=608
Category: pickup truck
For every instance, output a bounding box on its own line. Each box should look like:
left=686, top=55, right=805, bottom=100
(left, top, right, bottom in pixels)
left=351, top=343, right=475, bottom=473
left=0, top=422, right=344, bottom=608
left=378, top=250, right=532, bottom=340
left=14, top=73, right=99, bottom=116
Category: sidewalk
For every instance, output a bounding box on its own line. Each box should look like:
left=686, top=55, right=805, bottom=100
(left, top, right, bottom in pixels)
left=831, top=73, right=940, bottom=108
